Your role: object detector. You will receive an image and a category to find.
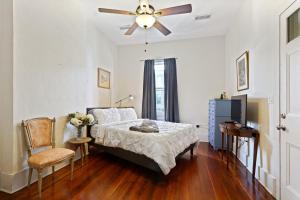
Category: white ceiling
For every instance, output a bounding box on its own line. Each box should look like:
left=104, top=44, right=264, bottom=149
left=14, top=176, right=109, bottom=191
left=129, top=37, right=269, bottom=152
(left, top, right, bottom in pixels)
left=86, top=0, right=244, bottom=45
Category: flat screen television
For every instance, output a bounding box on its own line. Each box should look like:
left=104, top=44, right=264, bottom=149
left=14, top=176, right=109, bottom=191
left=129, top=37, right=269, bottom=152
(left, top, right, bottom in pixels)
left=231, top=94, right=247, bottom=127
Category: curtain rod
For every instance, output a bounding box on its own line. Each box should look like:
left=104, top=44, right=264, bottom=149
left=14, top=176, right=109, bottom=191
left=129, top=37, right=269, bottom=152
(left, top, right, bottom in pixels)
left=139, top=57, right=179, bottom=62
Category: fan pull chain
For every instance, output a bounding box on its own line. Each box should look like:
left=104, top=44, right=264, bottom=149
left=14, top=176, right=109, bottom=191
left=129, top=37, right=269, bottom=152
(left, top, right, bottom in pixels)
left=144, top=29, right=149, bottom=53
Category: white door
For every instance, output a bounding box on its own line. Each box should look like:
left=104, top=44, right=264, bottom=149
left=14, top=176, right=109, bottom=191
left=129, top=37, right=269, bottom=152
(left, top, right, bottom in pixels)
left=280, top=1, right=300, bottom=199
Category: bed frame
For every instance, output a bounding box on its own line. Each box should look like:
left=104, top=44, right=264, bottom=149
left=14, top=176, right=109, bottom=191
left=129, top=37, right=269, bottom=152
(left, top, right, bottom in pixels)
left=86, top=107, right=196, bottom=174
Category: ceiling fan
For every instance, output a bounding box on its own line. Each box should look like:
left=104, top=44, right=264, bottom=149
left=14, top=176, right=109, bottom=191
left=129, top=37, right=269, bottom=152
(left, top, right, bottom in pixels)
left=98, top=0, right=192, bottom=36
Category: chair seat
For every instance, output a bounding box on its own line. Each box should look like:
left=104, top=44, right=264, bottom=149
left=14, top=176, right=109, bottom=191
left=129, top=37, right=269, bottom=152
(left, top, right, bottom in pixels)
left=28, top=148, right=75, bottom=169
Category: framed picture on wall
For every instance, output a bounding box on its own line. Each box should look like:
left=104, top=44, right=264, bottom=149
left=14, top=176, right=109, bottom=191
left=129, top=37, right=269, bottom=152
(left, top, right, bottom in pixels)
left=236, top=51, right=249, bottom=91
left=98, top=68, right=110, bottom=89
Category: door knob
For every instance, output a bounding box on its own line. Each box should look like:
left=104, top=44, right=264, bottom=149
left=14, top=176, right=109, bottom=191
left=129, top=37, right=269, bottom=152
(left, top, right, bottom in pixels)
left=277, top=125, right=286, bottom=131
left=281, top=113, right=286, bottom=119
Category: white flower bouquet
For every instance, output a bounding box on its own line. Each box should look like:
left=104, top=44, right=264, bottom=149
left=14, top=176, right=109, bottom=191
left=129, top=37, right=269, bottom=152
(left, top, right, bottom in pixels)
left=68, top=112, right=95, bottom=138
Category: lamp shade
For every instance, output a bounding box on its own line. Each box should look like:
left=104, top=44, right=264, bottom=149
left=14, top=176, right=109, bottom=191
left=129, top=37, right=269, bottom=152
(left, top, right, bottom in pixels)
left=136, top=14, right=156, bottom=29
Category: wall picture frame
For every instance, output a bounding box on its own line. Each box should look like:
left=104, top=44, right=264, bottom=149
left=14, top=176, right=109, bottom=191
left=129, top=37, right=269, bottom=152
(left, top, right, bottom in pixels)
left=98, top=68, right=111, bottom=89
left=236, top=51, right=249, bottom=91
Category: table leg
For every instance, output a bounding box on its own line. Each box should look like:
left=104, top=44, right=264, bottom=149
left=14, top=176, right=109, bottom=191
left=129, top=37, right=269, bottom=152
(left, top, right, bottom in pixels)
left=83, top=143, right=87, bottom=158
left=221, top=132, right=224, bottom=160
left=80, top=144, right=84, bottom=166
left=252, top=134, right=259, bottom=178
left=227, top=134, right=230, bottom=169
left=235, top=136, right=238, bottom=159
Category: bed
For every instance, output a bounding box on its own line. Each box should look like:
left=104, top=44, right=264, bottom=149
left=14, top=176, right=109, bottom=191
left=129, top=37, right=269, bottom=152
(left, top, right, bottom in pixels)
left=86, top=107, right=200, bottom=175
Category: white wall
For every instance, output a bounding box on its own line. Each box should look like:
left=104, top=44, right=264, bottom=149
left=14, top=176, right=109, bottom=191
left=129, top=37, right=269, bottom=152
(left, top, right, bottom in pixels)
left=0, top=0, right=14, bottom=190
left=1, top=0, right=290, bottom=196
left=225, top=0, right=293, bottom=198
left=0, top=0, right=117, bottom=193
left=86, top=24, right=116, bottom=108
left=115, top=36, right=225, bottom=132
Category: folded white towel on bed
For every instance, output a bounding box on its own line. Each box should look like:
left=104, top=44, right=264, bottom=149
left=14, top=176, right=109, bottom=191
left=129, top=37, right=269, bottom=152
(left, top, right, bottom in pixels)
left=129, top=120, right=159, bottom=133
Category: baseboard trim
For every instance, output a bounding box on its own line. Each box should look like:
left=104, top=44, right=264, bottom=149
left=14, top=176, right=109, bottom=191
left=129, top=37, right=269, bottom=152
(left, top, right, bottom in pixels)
left=234, top=150, right=277, bottom=197
left=0, top=188, right=12, bottom=194
left=0, top=156, right=80, bottom=194
left=197, top=126, right=208, bottom=142
left=257, top=166, right=277, bottom=196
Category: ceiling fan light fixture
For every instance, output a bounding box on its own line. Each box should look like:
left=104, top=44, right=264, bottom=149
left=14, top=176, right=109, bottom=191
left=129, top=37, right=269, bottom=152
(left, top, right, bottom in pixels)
left=139, top=0, right=149, bottom=10
left=98, top=3, right=192, bottom=36
left=136, top=14, right=156, bottom=29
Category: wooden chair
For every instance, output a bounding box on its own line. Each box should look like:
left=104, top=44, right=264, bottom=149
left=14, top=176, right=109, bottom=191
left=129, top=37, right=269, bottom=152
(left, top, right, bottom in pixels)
left=22, top=117, right=75, bottom=198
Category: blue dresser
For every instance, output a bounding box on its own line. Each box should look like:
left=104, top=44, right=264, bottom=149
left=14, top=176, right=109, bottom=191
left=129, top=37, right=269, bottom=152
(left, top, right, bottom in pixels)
left=208, top=99, right=232, bottom=150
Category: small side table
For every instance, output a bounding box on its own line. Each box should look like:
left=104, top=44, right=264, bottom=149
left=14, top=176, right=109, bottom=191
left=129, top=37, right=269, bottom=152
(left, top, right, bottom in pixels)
left=219, top=122, right=259, bottom=178
left=68, top=137, right=92, bottom=166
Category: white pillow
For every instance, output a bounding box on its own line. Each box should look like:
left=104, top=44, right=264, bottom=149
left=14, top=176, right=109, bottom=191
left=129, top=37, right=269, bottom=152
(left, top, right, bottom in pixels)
left=118, top=108, right=138, bottom=121
left=92, top=108, right=121, bottom=125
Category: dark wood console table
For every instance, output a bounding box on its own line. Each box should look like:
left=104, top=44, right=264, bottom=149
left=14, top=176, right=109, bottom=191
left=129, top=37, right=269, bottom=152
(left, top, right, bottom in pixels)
left=219, top=122, right=259, bottom=178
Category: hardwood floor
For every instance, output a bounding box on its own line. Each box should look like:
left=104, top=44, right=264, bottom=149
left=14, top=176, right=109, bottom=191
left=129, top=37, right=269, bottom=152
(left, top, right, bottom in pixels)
left=0, top=142, right=275, bottom=200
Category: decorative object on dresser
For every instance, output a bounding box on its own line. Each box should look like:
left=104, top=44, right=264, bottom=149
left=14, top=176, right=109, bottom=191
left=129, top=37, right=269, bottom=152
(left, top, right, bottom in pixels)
left=68, top=137, right=92, bottom=166
left=22, top=117, right=75, bottom=198
left=219, top=122, right=259, bottom=178
left=68, top=112, right=94, bottom=139
left=98, top=68, right=111, bottom=89
left=220, top=91, right=227, bottom=99
left=209, top=99, right=235, bottom=150
left=115, top=94, right=135, bottom=107
left=236, top=51, right=249, bottom=91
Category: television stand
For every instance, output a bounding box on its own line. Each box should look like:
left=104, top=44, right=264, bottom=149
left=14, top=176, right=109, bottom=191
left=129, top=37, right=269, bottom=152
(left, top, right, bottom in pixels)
left=219, top=122, right=260, bottom=178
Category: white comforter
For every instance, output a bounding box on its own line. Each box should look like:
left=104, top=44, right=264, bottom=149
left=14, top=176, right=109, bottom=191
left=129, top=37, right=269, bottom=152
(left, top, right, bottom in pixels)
left=91, top=119, right=200, bottom=175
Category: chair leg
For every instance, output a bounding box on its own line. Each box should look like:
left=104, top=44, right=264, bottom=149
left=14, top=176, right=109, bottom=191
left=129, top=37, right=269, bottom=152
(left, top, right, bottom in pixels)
left=37, top=169, right=43, bottom=198
left=28, top=168, right=33, bottom=187
left=70, top=157, right=74, bottom=180
left=52, top=166, right=55, bottom=175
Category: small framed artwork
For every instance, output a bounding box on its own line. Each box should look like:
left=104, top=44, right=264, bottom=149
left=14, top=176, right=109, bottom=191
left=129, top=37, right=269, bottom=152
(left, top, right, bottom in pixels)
left=236, top=51, right=249, bottom=91
left=98, top=68, right=110, bottom=89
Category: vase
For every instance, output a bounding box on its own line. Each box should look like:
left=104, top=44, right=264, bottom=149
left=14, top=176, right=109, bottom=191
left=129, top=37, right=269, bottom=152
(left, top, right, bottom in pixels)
left=76, top=127, right=83, bottom=140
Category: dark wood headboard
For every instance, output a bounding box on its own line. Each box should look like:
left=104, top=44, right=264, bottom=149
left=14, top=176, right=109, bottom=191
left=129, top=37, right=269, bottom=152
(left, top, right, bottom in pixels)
left=86, top=107, right=133, bottom=138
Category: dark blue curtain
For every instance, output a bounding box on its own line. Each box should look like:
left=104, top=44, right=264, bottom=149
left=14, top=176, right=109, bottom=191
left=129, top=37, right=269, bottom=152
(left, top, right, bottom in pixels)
left=142, top=60, right=157, bottom=120
left=164, top=58, right=180, bottom=122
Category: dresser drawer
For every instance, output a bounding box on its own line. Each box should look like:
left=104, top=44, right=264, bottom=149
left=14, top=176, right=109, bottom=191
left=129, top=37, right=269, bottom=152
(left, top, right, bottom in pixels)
left=214, top=100, right=231, bottom=116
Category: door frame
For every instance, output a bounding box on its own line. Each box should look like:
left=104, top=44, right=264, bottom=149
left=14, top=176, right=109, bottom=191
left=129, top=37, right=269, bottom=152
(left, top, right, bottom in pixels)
left=276, top=0, right=298, bottom=199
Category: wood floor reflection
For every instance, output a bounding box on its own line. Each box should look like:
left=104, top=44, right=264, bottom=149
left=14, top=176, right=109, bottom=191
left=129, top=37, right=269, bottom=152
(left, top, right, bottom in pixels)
left=0, top=142, right=275, bottom=200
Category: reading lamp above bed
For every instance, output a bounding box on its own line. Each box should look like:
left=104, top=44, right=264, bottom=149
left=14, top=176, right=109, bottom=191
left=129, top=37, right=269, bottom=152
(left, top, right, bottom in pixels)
left=115, top=95, right=134, bottom=107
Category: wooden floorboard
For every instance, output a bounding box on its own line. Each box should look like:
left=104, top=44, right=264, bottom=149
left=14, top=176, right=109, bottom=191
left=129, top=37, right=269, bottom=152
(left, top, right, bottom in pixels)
left=0, top=142, right=275, bottom=200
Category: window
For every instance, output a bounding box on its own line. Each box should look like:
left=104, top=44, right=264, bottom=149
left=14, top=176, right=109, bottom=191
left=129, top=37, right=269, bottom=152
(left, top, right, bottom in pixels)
left=288, top=8, right=300, bottom=43
left=154, top=60, right=165, bottom=121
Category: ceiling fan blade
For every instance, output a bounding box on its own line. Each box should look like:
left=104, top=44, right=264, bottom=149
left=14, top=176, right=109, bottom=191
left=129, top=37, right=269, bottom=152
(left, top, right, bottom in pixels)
left=153, top=21, right=171, bottom=36
left=98, top=8, right=136, bottom=15
left=125, top=22, right=139, bottom=35
left=155, top=4, right=192, bottom=16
